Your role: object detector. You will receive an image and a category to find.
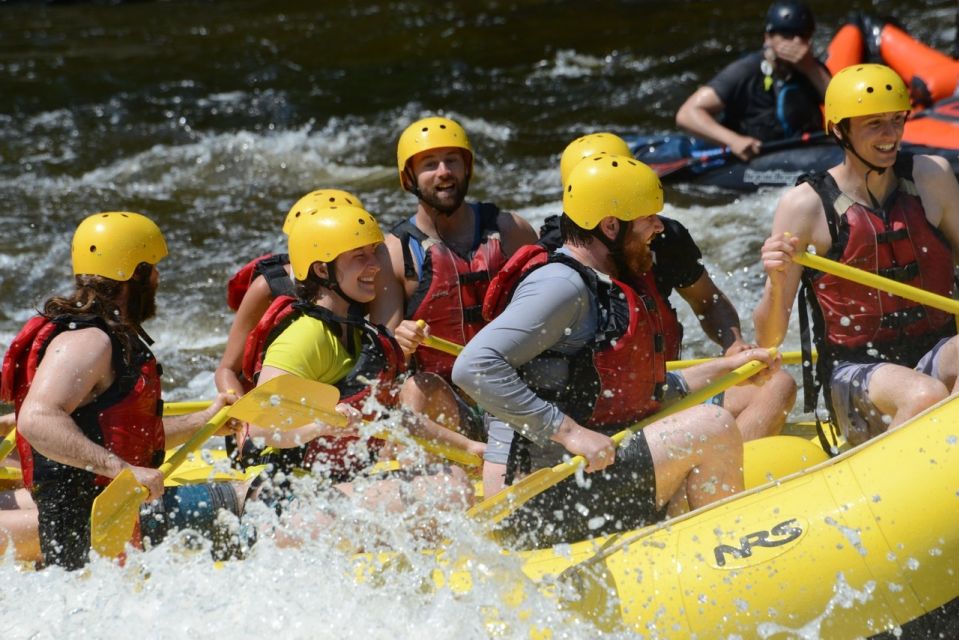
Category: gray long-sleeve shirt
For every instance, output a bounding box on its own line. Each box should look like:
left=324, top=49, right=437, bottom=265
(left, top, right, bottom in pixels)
left=451, top=255, right=601, bottom=460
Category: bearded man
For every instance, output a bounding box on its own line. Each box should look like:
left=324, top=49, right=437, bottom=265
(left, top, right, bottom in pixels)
left=371, top=116, right=537, bottom=440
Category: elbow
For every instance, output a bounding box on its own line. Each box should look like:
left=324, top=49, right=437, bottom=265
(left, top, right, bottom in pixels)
left=450, top=356, right=473, bottom=396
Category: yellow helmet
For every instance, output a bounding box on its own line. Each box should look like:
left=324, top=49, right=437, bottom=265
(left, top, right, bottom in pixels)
left=824, top=64, right=910, bottom=133
left=396, top=116, right=474, bottom=189
left=559, top=132, right=633, bottom=186
left=71, top=211, right=168, bottom=281
left=283, top=189, right=364, bottom=235
left=562, top=154, right=663, bottom=230
left=287, top=204, right=384, bottom=280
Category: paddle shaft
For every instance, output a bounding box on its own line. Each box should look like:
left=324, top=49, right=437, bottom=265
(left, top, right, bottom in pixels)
left=563, top=358, right=767, bottom=471
left=794, top=252, right=959, bottom=325
left=163, top=400, right=213, bottom=416
left=426, top=333, right=798, bottom=373
left=161, top=406, right=231, bottom=476
left=0, top=428, right=16, bottom=461
left=468, top=357, right=770, bottom=524
left=654, top=131, right=829, bottom=178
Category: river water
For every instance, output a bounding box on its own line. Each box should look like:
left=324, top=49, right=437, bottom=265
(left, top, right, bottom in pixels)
left=0, top=1, right=955, bottom=637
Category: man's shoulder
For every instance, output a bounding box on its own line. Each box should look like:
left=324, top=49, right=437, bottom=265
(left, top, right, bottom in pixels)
left=708, top=50, right=763, bottom=84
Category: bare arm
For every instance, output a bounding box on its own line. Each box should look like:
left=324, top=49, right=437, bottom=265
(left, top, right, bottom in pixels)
left=17, top=328, right=165, bottom=498
left=753, top=183, right=824, bottom=347
left=497, top=210, right=538, bottom=257
left=675, top=86, right=761, bottom=160
left=162, top=391, right=237, bottom=448
left=369, top=237, right=408, bottom=331
left=215, top=275, right=274, bottom=394
left=914, top=154, right=959, bottom=264
left=676, top=271, right=744, bottom=350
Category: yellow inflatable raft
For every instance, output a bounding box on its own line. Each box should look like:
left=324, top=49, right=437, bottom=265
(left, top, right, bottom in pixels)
left=374, top=396, right=958, bottom=638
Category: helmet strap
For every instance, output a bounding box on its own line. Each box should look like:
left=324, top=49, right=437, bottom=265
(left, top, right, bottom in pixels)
left=834, top=120, right=888, bottom=177
left=590, top=219, right=631, bottom=276
left=319, top=262, right=364, bottom=309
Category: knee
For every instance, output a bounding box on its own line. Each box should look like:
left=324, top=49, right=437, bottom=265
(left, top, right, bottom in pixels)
left=900, top=377, right=948, bottom=415
left=689, top=405, right=742, bottom=449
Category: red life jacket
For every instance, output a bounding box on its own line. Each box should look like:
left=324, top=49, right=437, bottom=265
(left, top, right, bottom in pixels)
left=483, top=245, right=666, bottom=432
left=1, top=315, right=164, bottom=488
left=392, top=202, right=508, bottom=381
left=226, top=252, right=294, bottom=312
left=643, top=276, right=682, bottom=361
left=241, top=296, right=406, bottom=474
left=801, top=155, right=956, bottom=368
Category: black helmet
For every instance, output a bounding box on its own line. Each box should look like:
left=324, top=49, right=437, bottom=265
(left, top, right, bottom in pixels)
left=765, top=1, right=815, bottom=38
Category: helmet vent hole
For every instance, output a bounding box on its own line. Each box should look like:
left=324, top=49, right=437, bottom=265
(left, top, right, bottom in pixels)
left=89, top=244, right=97, bottom=253
left=866, top=86, right=874, bottom=93
left=611, top=161, right=619, bottom=167
left=566, top=185, right=572, bottom=193
left=885, top=84, right=892, bottom=91
left=439, top=124, right=447, bottom=129
left=358, top=218, right=366, bottom=225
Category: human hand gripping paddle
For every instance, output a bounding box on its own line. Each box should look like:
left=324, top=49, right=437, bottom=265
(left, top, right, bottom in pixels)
left=90, top=374, right=344, bottom=558
left=651, top=131, right=828, bottom=179
left=466, top=356, right=772, bottom=526
left=792, top=251, right=959, bottom=324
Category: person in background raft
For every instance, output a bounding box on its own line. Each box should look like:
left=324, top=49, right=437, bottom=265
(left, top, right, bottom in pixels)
left=370, top=116, right=538, bottom=442
left=241, top=202, right=476, bottom=533
left=755, top=64, right=959, bottom=446
left=675, top=0, right=831, bottom=160
left=0, top=212, right=241, bottom=569
left=453, top=156, right=775, bottom=549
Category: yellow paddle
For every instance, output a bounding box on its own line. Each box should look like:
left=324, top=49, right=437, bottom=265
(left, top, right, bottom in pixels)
left=0, top=428, right=16, bottom=461
left=245, top=374, right=481, bottom=467
left=793, top=251, right=959, bottom=320
left=467, top=357, right=770, bottom=526
left=163, top=400, right=213, bottom=416
left=421, top=324, right=813, bottom=372
left=90, top=374, right=342, bottom=558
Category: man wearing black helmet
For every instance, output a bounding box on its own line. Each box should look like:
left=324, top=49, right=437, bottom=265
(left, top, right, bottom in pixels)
left=676, top=0, right=831, bottom=161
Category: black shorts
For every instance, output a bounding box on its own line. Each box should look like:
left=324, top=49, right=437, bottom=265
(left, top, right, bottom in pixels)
left=35, top=478, right=247, bottom=569
left=496, top=431, right=664, bottom=549
left=34, top=477, right=99, bottom=570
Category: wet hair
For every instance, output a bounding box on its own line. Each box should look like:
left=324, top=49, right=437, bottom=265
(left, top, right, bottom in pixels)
left=42, top=262, right=155, bottom=366
left=293, top=265, right=326, bottom=302
left=559, top=213, right=596, bottom=248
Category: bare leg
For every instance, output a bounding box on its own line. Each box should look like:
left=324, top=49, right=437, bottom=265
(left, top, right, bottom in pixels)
left=723, top=369, right=797, bottom=440
left=397, top=372, right=485, bottom=461
left=0, top=488, right=40, bottom=563
left=868, top=364, right=948, bottom=429
left=643, top=404, right=743, bottom=512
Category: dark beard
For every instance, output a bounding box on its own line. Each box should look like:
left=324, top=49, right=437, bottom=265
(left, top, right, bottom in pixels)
left=623, top=237, right=655, bottom=277
left=418, top=177, right=470, bottom=215
left=126, top=276, right=157, bottom=325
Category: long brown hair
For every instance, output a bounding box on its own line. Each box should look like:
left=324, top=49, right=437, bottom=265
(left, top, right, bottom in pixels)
left=42, top=262, right=155, bottom=366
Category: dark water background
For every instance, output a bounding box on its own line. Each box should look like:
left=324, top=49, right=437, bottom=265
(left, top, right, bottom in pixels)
left=0, top=0, right=955, bottom=400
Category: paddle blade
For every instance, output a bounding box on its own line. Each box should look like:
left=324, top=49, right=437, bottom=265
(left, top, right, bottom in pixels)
left=90, top=468, right=147, bottom=558
left=466, top=462, right=580, bottom=524
left=228, top=374, right=346, bottom=430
